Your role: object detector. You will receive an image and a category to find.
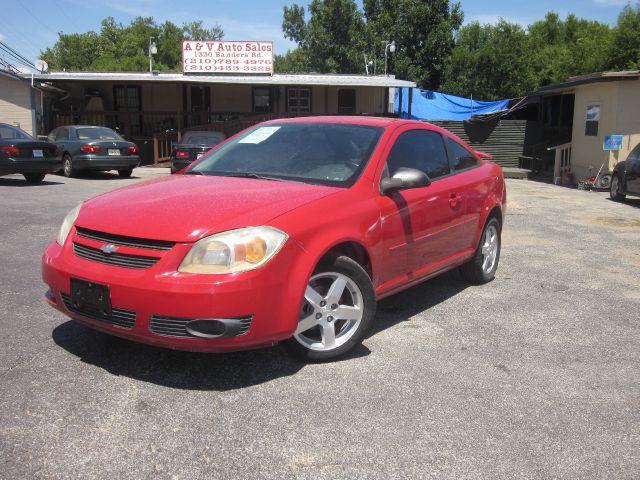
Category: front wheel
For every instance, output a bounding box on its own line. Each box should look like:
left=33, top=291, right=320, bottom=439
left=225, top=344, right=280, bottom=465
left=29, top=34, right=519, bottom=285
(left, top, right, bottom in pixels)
left=610, top=174, right=626, bottom=201
left=283, top=256, right=376, bottom=362
left=460, top=217, right=501, bottom=284
left=23, top=173, right=46, bottom=184
left=118, top=167, right=133, bottom=178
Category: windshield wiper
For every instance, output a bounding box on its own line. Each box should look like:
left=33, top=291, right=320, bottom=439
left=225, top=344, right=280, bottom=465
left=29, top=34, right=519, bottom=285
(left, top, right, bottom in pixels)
left=219, top=172, right=293, bottom=182
left=183, top=170, right=204, bottom=175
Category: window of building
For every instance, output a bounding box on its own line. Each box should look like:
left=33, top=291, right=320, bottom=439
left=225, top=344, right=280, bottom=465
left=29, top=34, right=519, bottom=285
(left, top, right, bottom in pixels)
left=445, top=136, right=478, bottom=171
left=287, top=87, right=311, bottom=113
left=386, top=130, right=450, bottom=179
left=253, top=88, right=273, bottom=113
left=585, top=104, right=599, bottom=137
left=338, top=89, right=356, bottom=114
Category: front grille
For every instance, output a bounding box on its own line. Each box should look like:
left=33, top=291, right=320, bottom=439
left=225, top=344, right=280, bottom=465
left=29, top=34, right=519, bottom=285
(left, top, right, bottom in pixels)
left=73, top=243, right=160, bottom=269
left=75, top=227, right=175, bottom=251
left=150, top=315, right=252, bottom=338
left=61, top=292, right=136, bottom=329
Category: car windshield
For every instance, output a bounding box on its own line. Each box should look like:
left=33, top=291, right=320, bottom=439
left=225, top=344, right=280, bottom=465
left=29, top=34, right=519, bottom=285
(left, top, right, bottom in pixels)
left=188, top=123, right=383, bottom=187
left=181, top=131, right=224, bottom=145
left=0, top=124, right=33, bottom=141
left=76, top=127, right=122, bottom=141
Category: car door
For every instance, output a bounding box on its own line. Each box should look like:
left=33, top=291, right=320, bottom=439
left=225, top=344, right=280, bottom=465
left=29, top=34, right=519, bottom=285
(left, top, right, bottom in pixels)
left=376, top=127, right=469, bottom=288
left=625, top=145, right=640, bottom=194
left=50, top=127, right=70, bottom=154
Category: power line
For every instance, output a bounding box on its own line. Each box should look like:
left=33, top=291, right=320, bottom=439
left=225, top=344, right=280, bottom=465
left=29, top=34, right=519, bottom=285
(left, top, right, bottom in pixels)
left=0, top=40, right=36, bottom=69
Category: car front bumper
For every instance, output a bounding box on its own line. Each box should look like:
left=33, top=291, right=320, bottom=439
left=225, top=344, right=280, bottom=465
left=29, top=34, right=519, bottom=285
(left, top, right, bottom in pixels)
left=0, top=158, right=62, bottom=176
left=42, top=231, right=307, bottom=352
left=73, top=154, right=140, bottom=171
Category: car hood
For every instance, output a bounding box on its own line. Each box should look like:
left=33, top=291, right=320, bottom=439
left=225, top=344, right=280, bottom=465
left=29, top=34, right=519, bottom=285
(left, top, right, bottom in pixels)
left=76, top=175, right=339, bottom=242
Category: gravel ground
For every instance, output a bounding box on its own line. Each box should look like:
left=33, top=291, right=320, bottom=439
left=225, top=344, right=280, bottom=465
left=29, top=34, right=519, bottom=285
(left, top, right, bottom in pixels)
left=0, top=169, right=638, bottom=479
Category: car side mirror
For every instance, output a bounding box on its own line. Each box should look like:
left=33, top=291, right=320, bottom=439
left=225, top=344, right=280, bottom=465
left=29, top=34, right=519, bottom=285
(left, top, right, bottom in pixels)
left=380, top=167, right=431, bottom=195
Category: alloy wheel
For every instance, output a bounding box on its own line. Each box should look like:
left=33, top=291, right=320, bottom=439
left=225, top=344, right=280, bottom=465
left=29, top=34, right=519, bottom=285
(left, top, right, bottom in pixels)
left=294, top=272, right=364, bottom=351
left=481, top=224, right=499, bottom=274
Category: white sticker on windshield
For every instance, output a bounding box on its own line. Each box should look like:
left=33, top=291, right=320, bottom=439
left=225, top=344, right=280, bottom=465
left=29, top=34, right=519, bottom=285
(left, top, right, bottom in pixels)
left=238, top=126, right=280, bottom=144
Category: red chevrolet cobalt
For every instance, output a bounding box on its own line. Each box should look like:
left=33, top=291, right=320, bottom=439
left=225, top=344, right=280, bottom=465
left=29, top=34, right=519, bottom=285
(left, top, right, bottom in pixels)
left=42, top=117, right=506, bottom=361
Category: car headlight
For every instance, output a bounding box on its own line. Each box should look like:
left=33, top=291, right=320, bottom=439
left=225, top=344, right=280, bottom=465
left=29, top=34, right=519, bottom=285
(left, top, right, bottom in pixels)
left=56, top=204, right=82, bottom=246
left=178, top=227, right=288, bottom=274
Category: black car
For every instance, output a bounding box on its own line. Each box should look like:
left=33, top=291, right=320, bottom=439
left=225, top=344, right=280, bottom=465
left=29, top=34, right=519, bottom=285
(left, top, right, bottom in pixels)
left=47, top=126, right=141, bottom=178
left=0, top=123, right=60, bottom=183
left=170, top=130, right=226, bottom=173
left=611, top=143, right=640, bottom=201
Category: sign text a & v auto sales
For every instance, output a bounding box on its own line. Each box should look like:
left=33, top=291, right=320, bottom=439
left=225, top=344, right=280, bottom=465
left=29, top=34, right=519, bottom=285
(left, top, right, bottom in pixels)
left=182, top=41, right=273, bottom=74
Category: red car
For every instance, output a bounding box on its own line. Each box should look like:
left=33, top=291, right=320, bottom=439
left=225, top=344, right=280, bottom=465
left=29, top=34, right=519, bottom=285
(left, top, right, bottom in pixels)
left=42, top=117, right=506, bottom=361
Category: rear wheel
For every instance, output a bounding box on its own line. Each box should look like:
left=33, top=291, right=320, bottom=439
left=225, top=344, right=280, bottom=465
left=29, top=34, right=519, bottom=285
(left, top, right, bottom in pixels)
left=62, top=154, right=75, bottom=178
left=610, top=174, right=626, bottom=201
left=118, top=167, right=133, bottom=178
left=23, top=173, right=45, bottom=184
left=283, top=256, right=376, bottom=361
left=460, top=217, right=501, bottom=284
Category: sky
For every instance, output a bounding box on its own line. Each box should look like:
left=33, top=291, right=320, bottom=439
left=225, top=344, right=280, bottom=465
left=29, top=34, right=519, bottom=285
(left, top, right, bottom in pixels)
left=0, top=0, right=632, bottom=68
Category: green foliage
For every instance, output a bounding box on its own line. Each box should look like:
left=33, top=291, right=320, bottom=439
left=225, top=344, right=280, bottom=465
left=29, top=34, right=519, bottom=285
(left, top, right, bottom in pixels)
left=282, top=0, right=366, bottom=73
left=279, top=0, right=462, bottom=89
left=40, top=17, right=223, bottom=72
left=607, top=4, right=640, bottom=70
left=442, top=12, right=614, bottom=99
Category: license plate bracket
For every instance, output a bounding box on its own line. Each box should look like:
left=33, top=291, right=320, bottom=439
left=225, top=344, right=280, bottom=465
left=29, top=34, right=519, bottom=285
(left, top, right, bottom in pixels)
left=70, top=278, right=112, bottom=318
left=108, top=149, right=120, bottom=156
left=33, top=149, right=43, bottom=157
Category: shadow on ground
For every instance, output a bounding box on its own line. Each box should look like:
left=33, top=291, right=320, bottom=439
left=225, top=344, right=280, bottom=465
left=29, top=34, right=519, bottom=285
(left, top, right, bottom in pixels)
left=0, top=177, right=64, bottom=187
left=52, top=271, right=467, bottom=390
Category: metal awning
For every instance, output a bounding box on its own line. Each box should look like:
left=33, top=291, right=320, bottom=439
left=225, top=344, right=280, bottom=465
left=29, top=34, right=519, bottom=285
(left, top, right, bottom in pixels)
left=23, top=71, right=416, bottom=88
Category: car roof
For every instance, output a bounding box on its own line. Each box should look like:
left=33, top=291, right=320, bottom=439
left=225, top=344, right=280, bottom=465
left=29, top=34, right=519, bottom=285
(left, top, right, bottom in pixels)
left=260, top=115, right=449, bottom=131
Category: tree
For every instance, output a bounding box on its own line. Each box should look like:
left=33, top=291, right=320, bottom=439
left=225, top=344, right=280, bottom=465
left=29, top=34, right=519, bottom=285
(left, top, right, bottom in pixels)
left=282, top=0, right=365, bottom=73
left=363, top=0, right=463, bottom=89
left=607, top=4, right=640, bottom=70
left=41, top=17, right=223, bottom=72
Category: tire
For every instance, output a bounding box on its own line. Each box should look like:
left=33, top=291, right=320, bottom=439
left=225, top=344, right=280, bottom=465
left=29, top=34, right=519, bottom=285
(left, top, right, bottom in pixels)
left=283, top=255, right=376, bottom=362
left=118, top=167, right=133, bottom=178
left=597, top=173, right=612, bottom=190
left=23, top=172, right=46, bottom=184
left=62, top=154, right=75, bottom=178
left=460, top=217, right=501, bottom=284
left=610, top=174, right=626, bottom=201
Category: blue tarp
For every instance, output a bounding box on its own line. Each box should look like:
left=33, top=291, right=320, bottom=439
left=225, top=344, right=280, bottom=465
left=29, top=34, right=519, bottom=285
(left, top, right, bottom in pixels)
left=394, top=88, right=510, bottom=121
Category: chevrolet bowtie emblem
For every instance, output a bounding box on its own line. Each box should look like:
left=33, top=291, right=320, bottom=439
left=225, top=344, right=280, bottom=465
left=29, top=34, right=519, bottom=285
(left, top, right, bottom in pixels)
left=100, top=244, right=119, bottom=254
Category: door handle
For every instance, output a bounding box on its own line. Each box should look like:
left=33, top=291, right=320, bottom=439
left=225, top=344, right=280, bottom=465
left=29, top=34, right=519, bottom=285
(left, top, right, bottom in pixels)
left=449, top=193, right=462, bottom=208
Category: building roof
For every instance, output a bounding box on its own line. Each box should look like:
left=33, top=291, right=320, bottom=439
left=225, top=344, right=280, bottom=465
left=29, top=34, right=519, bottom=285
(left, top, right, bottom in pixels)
left=22, top=71, right=416, bottom=88
left=536, top=70, right=640, bottom=93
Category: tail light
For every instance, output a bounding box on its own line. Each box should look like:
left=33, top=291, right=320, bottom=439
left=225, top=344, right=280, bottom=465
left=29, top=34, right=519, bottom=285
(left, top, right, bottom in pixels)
left=176, top=150, right=189, bottom=158
left=51, top=147, right=59, bottom=155
left=81, top=145, right=102, bottom=154
left=128, top=145, right=140, bottom=154
left=1, top=145, right=20, bottom=156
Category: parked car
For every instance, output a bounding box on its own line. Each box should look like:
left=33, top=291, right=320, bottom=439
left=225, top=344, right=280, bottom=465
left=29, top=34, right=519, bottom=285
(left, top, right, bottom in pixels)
left=47, top=126, right=141, bottom=178
left=611, top=143, right=640, bottom=201
left=170, top=130, right=226, bottom=173
left=42, top=117, right=506, bottom=361
left=0, top=123, right=60, bottom=183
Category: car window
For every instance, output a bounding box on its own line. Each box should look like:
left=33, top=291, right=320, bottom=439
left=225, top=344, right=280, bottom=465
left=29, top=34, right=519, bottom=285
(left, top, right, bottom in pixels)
left=189, top=123, right=383, bottom=187
left=76, top=127, right=122, bottom=140
left=181, top=131, right=225, bottom=145
left=445, top=136, right=478, bottom=171
left=54, top=127, right=69, bottom=141
left=0, top=124, right=32, bottom=140
left=626, top=144, right=640, bottom=162
left=386, top=129, right=450, bottom=179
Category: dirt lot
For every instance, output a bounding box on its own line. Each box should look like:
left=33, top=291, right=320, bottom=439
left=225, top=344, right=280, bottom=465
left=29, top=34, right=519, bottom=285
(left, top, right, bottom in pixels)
left=0, top=170, right=638, bottom=479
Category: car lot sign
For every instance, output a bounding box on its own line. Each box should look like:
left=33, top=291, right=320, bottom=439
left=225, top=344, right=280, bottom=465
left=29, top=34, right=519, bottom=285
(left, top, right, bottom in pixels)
left=182, top=41, right=273, bottom=74
left=603, top=135, right=624, bottom=151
